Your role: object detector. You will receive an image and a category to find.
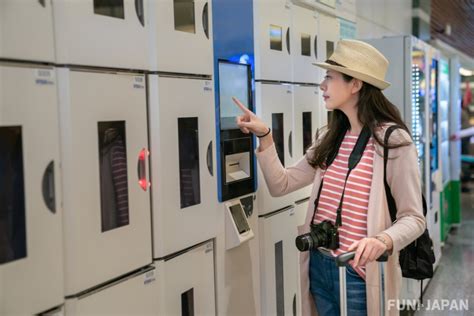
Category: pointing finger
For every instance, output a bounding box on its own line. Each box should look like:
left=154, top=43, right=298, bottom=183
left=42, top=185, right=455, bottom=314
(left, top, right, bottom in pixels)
left=232, top=97, right=253, bottom=115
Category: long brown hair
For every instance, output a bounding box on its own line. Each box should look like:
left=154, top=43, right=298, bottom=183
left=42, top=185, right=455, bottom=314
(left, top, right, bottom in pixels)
left=306, top=61, right=411, bottom=169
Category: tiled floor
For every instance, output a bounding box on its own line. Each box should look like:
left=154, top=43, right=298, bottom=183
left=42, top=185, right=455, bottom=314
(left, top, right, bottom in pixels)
left=415, top=182, right=474, bottom=315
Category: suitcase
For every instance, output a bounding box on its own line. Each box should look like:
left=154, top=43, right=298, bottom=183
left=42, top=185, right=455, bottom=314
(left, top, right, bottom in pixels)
left=335, top=251, right=389, bottom=316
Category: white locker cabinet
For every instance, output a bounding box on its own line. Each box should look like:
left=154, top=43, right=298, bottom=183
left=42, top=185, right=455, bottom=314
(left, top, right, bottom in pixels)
left=52, top=0, right=149, bottom=69
left=0, top=63, right=63, bottom=314
left=291, top=5, right=319, bottom=84
left=148, top=0, right=213, bottom=75
left=255, top=82, right=295, bottom=215
left=159, top=241, right=216, bottom=316
left=57, top=68, right=152, bottom=296
left=259, top=207, right=299, bottom=316
left=254, top=0, right=292, bottom=81
left=148, top=75, right=217, bottom=258
left=292, top=84, right=319, bottom=203
left=65, top=266, right=159, bottom=315
left=0, top=0, right=55, bottom=62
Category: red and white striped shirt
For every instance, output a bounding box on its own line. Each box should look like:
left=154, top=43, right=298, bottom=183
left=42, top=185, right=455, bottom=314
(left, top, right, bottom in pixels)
left=313, top=130, right=375, bottom=279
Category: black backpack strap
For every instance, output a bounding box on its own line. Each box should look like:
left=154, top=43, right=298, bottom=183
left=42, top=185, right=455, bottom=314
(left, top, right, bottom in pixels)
left=383, top=125, right=401, bottom=223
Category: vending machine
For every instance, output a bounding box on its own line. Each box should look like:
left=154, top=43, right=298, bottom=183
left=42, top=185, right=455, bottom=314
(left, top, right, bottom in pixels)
left=0, top=62, right=63, bottom=315
left=438, top=56, right=450, bottom=247
left=365, top=35, right=432, bottom=303
left=57, top=68, right=152, bottom=297
left=0, top=0, right=55, bottom=63
left=52, top=0, right=149, bottom=69
left=428, top=47, right=442, bottom=267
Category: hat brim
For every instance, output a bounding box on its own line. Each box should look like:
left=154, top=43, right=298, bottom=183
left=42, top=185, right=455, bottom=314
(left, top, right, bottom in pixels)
left=313, top=62, right=390, bottom=90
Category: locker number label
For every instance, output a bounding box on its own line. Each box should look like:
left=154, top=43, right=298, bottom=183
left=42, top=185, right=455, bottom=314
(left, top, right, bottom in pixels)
left=203, top=80, right=213, bottom=92
left=133, top=76, right=145, bottom=89
left=35, top=69, right=55, bottom=85
left=204, top=241, right=213, bottom=254
left=143, top=269, right=156, bottom=285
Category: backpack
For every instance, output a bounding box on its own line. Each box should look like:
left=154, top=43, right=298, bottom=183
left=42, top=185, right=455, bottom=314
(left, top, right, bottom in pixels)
left=383, top=125, right=436, bottom=280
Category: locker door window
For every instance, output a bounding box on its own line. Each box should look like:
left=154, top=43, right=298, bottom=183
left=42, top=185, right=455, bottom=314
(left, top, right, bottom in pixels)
left=302, top=112, right=312, bottom=154
left=178, top=117, right=201, bottom=208
left=174, top=0, right=196, bottom=34
left=94, top=0, right=125, bottom=19
left=181, top=288, right=195, bottom=316
left=301, top=34, right=311, bottom=57
left=272, top=113, right=285, bottom=166
left=326, top=41, right=334, bottom=58
left=0, top=126, right=27, bottom=264
left=270, top=25, right=283, bottom=51
left=275, top=241, right=285, bottom=316
left=98, top=121, right=130, bottom=232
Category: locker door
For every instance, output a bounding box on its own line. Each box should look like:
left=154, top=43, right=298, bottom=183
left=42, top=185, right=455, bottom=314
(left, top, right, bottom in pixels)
left=294, top=200, right=309, bottom=316
left=259, top=208, right=299, bottom=316
left=255, top=82, right=294, bottom=215
left=65, top=266, right=159, bottom=315
left=58, top=69, right=152, bottom=296
left=53, top=0, right=149, bottom=69
left=0, top=63, right=63, bottom=314
left=291, top=5, right=319, bottom=84
left=292, top=84, right=319, bottom=202
left=160, top=241, right=216, bottom=316
left=148, top=75, right=217, bottom=258
left=254, top=0, right=292, bottom=81
left=316, top=13, right=338, bottom=126
left=0, top=0, right=55, bottom=62
left=148, top=0, right=213, bottom=75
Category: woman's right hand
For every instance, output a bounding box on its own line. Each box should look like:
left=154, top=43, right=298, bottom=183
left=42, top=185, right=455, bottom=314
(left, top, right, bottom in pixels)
left=232, top=97, right=269, bottom=137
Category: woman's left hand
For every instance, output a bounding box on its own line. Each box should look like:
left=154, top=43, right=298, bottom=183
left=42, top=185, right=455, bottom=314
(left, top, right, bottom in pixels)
left=348, top=237, right=388, bottom=267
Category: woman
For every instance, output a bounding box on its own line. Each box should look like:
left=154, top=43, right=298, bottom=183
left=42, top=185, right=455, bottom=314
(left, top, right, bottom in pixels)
left=233, top=40, right=425, bottom=315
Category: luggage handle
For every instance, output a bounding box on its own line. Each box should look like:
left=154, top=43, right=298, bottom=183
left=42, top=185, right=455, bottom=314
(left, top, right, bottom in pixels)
left=336, top=250, right=389, bottom=316
left=335, top=250, right=389, bottom=267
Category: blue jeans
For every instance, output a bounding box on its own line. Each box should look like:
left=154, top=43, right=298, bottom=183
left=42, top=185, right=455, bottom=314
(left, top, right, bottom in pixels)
left=309, top=250, right=367, bottom=316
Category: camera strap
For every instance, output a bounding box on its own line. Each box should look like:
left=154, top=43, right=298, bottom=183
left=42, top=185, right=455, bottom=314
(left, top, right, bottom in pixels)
left=311, top=126, right=372, bottom=227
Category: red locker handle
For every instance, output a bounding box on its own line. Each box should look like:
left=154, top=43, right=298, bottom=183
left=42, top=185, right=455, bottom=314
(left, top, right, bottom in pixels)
left=137, top=148, right=150, bottom=191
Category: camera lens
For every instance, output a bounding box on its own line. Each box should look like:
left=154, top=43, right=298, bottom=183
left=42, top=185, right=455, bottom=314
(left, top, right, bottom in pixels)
left=295, top=233, right=314, bottom=252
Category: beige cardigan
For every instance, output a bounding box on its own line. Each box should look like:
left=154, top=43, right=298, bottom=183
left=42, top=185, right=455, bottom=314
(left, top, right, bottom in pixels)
left=255, top=126, right=426, bottom=316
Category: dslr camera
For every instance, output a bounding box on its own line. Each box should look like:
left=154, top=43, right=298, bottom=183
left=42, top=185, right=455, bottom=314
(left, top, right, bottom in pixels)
left=295, top=220, right=339, bottom=252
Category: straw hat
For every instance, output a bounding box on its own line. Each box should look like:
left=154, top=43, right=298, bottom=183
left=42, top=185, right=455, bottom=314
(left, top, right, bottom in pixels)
left=313, top=39, right=390, bottom=90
